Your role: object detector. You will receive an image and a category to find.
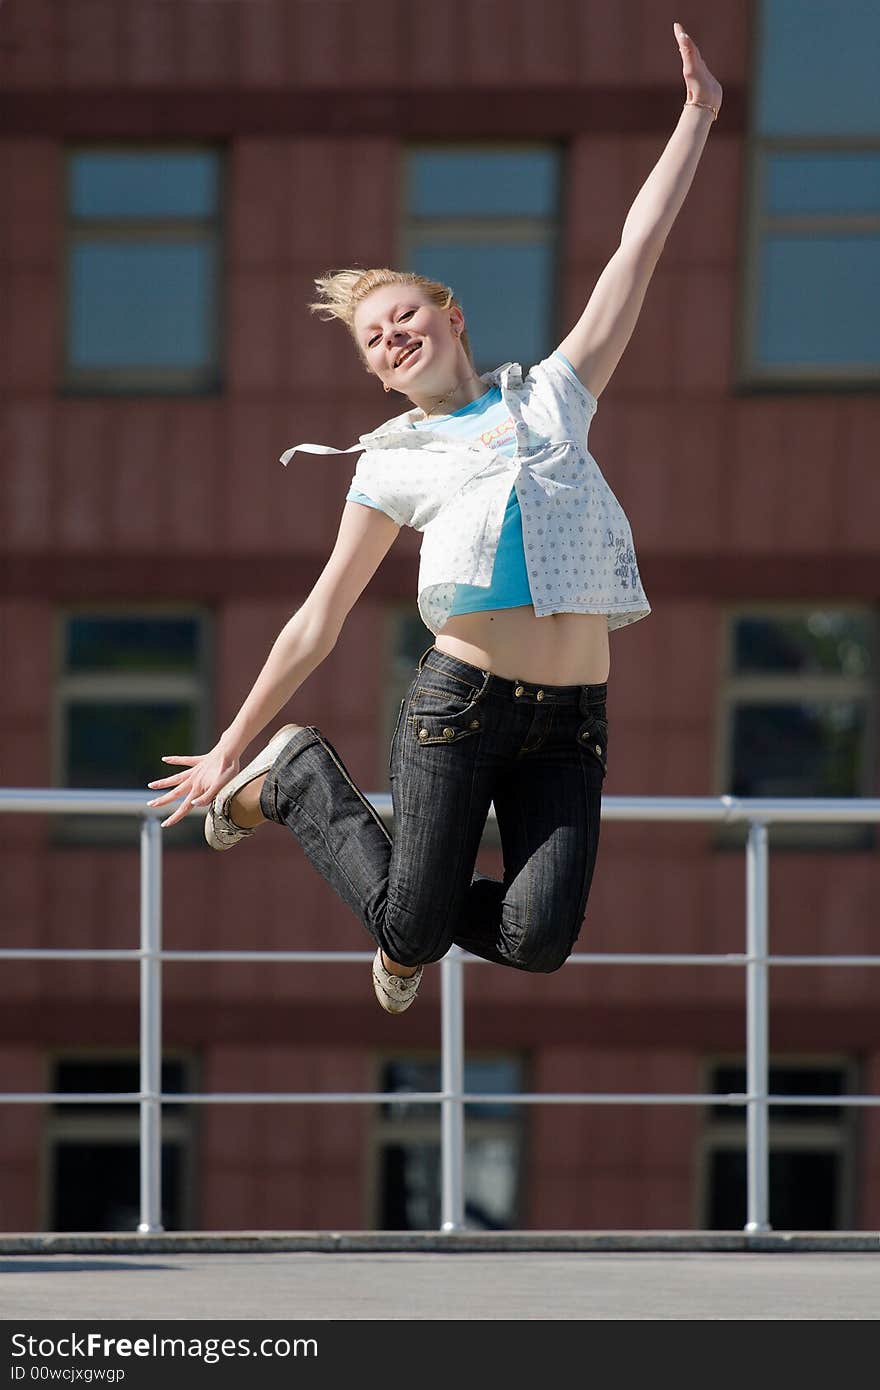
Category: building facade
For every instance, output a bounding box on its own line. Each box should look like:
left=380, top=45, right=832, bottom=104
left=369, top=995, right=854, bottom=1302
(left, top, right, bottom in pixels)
left=2, top=0, right=879, bottom=1233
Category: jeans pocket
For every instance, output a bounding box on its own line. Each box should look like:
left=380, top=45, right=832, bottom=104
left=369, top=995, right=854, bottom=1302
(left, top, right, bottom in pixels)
left=576, top=713, right=608, bottom=773
left=410, top=705, right=484, bottom=747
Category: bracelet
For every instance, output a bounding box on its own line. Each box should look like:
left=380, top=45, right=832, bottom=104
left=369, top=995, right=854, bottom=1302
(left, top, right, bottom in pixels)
left=684, top=98, right=718, bottom=122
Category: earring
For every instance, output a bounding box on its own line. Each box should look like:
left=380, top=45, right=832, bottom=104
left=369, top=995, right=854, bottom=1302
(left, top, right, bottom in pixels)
left=384, top=383, right=391, bottom=393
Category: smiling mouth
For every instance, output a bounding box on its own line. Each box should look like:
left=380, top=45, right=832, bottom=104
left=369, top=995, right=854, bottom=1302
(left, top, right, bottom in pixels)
left=393, top=343, right=422, bottom=369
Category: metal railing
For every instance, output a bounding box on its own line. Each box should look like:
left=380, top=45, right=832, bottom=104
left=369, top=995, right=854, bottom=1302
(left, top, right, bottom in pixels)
left=2, top=787, right=880, bottom=1235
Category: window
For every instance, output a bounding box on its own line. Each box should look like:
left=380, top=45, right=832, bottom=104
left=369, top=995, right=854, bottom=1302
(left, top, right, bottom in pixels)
left=46, top=1054, right=196, bottom=1231
left=402, top=146, right=562, bottom=371
left=701, top=1058, right=857, bottom=1230
left=718, top=606, right=876, bottom=847
left=64, top=147, right=223, bottom=393
left=741, top=1, right=880, bottom=386
left=54, top=609, right=212, bottom=845
left=372, top=1054, right=524, bottom=1230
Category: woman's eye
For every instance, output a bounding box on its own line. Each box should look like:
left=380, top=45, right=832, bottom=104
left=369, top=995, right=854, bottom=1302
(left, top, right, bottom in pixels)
left=368, top=309, right=415, bottom=348
left=399, top=310, right=415, bottom=321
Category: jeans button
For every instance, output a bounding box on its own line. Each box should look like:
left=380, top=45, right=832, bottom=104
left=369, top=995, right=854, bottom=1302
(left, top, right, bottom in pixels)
left=418, top=728, right=429, bottom=741
left=470, top=719, right=480, bottom=730
left=536, top=689, right=544, bottom=700
left=443, top=727, right=455, bottom=739
left=514, top=685, right=524, bottom=697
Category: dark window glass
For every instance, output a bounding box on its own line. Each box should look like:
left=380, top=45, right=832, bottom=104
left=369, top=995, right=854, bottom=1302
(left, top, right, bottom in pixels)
left=58, top=611, right=207, bottom=845
left=53, top=1059, right=186, bottom=1114
left=733, top=614, right=872, bottom=677
left=70, top=151, right=219, bottom=220
left=731, top=701, right=866, bottom=799
left=66, top=617, right=200, bottom=674
left=709, top=1149, right=839, bottom=1230
left=411, top=240, right=554, bottom=369
left=711, top=1065, right=845, bottom=1122
left=66, top=701, right=196, bottom=791
left=52, top=1142, right=183, bottom=1232
left=411, top=150, right=560, bottom=218
left=381, top=1058, right=520, bottom=1120
left=756, top=0, right=880, bottom=137
left=380, top=1137, right=518, bottom=1231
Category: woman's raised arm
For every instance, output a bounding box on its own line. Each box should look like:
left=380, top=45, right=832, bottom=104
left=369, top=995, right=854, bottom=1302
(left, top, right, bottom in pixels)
left=556, top=22, right=723, bottom=400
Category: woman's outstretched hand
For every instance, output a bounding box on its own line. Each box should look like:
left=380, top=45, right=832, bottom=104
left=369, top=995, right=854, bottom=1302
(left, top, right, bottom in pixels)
left=674, top=20, right=723, bottom=118
left=146, top=741, right=240, bottom=829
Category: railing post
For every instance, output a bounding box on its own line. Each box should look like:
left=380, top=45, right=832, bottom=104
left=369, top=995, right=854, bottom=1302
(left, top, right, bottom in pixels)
left=745, top=819, right=771, bottom=1233
left=138, top=815, right=164, bottom=1233
left=440, top=946, right=466, bottom=1232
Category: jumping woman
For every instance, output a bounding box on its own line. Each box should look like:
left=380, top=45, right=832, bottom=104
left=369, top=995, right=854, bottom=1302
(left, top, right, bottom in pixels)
left=148, top=23, right=722, bottom=1013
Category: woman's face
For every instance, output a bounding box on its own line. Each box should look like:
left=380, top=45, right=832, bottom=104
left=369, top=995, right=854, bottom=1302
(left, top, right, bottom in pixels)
left=353, top=284, right=465, bottom=402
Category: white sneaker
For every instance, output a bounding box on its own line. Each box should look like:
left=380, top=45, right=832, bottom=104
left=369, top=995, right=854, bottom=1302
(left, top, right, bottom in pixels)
left=204, top=724, right=303, bottom=851
left=372, top=948, right=423, bottom=1015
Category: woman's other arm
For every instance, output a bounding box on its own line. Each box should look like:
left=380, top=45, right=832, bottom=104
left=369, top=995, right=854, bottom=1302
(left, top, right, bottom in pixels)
left=146, top=500, right=401, bottom=827
left=557, top=22, right=723, bottom=401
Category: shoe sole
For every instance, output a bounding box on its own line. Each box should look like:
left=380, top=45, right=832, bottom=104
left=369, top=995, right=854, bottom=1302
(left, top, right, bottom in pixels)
left=205, top=723, right=303, bottom=851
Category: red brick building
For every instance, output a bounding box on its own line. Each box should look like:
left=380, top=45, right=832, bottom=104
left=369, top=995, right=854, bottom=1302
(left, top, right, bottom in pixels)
left=2, top=0, right=879, bottom=1233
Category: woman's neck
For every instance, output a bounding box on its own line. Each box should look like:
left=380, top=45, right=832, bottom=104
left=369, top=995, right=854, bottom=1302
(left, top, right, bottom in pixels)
left=412, top=370, right=487, bottom=419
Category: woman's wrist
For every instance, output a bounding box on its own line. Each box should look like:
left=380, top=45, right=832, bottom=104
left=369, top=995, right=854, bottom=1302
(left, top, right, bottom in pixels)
left=683, top=98, right=718, bottom=123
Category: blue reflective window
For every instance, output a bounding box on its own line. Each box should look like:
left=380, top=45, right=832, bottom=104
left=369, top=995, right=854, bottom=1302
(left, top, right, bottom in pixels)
left=65, top=147, right=222, bottom=390
left=68, top=241, right=216, bottom=369
left=756, top=235, right=880, bottom=367
left=70, top=151, right=219, bottom=219
left=411, top=150, right=559, bottom=218
left=748, top=5, right=880, bottom=380
left=765, top=153, right=880, bottom=217
left=756, top=0, right=880, bottom=137
left=407, top=147, right=560, bottom=370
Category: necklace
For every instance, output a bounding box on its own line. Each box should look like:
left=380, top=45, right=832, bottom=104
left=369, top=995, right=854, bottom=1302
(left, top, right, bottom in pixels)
left=420, top=371, right=484, bottom=419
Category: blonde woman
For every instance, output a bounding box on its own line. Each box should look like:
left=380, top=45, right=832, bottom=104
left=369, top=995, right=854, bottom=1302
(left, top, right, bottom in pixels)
left=148, top=23, right=722, bottom=1013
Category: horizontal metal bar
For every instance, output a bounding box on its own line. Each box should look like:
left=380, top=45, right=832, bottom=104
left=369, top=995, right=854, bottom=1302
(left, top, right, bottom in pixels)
left=3, top=1091, right=878, bottom=1107
left=4, top=949, right=879, bottom=968
left=3, top=788, right=880, bottom=824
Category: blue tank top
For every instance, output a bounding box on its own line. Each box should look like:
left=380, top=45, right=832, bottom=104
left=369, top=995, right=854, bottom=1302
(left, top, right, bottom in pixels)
left=344, top=359, right=590, bottom=617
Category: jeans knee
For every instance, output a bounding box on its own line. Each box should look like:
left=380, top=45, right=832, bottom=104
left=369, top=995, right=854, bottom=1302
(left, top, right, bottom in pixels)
left=512, top=940, right=571, bottom=974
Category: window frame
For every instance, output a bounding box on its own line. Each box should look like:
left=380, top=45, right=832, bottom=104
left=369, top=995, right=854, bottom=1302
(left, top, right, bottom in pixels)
left=61, top=142, right=225, bottom=396
left=714, top=602, right=877, bottom=851
left=367, top=1047, right=528, bottom=1231
left=736, top=4, right=880, bottom=391
left=697, top=1052, right=859, bottom=1231
left=52, top=603, right=214, bottom=847
left=399, top=141, right=565, bottom=373
left=41, top=1048, right=199, bottom=1232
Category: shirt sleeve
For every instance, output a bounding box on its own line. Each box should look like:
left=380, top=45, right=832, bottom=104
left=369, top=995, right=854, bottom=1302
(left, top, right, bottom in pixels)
left=549, top=350, right=599, bottom=418
left=345, top=486, right=401, bottom=523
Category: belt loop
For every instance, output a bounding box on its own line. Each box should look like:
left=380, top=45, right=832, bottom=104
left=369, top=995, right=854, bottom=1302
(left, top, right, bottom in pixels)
left=473, top=667, right=492, bottom=703
left=417, top=644, right=435, bottom=673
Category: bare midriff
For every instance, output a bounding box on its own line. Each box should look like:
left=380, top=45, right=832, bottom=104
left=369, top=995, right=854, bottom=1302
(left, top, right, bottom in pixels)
left=434, top=605, right=610, bottom=686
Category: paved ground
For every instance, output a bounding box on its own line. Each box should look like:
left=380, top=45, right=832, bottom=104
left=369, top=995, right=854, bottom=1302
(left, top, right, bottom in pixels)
left=2, top=1250, right=878, bottom=1320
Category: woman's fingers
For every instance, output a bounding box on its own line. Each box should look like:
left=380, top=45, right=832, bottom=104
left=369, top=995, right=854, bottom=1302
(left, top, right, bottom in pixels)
left=161, top=755, right=201, bottom=766
left=146, top=770, right=191, bottom=791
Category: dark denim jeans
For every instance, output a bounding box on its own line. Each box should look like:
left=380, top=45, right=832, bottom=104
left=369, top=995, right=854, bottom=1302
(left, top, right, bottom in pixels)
left=260, top=645, right=608, bottom=973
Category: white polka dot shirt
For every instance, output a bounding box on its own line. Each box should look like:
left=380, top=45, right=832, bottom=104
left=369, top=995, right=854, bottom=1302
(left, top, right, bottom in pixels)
left=280, top=353, right=651, bottom=636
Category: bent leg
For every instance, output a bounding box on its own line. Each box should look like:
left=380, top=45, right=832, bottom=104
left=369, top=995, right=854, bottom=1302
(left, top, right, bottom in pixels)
left=260, top=717, right=495, bottom=967
left=453, top=718, right=605, bottom=972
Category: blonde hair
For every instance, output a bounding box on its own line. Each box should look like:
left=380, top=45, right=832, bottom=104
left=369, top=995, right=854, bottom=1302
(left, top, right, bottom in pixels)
left=308, top=267, right=475, bottom=372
